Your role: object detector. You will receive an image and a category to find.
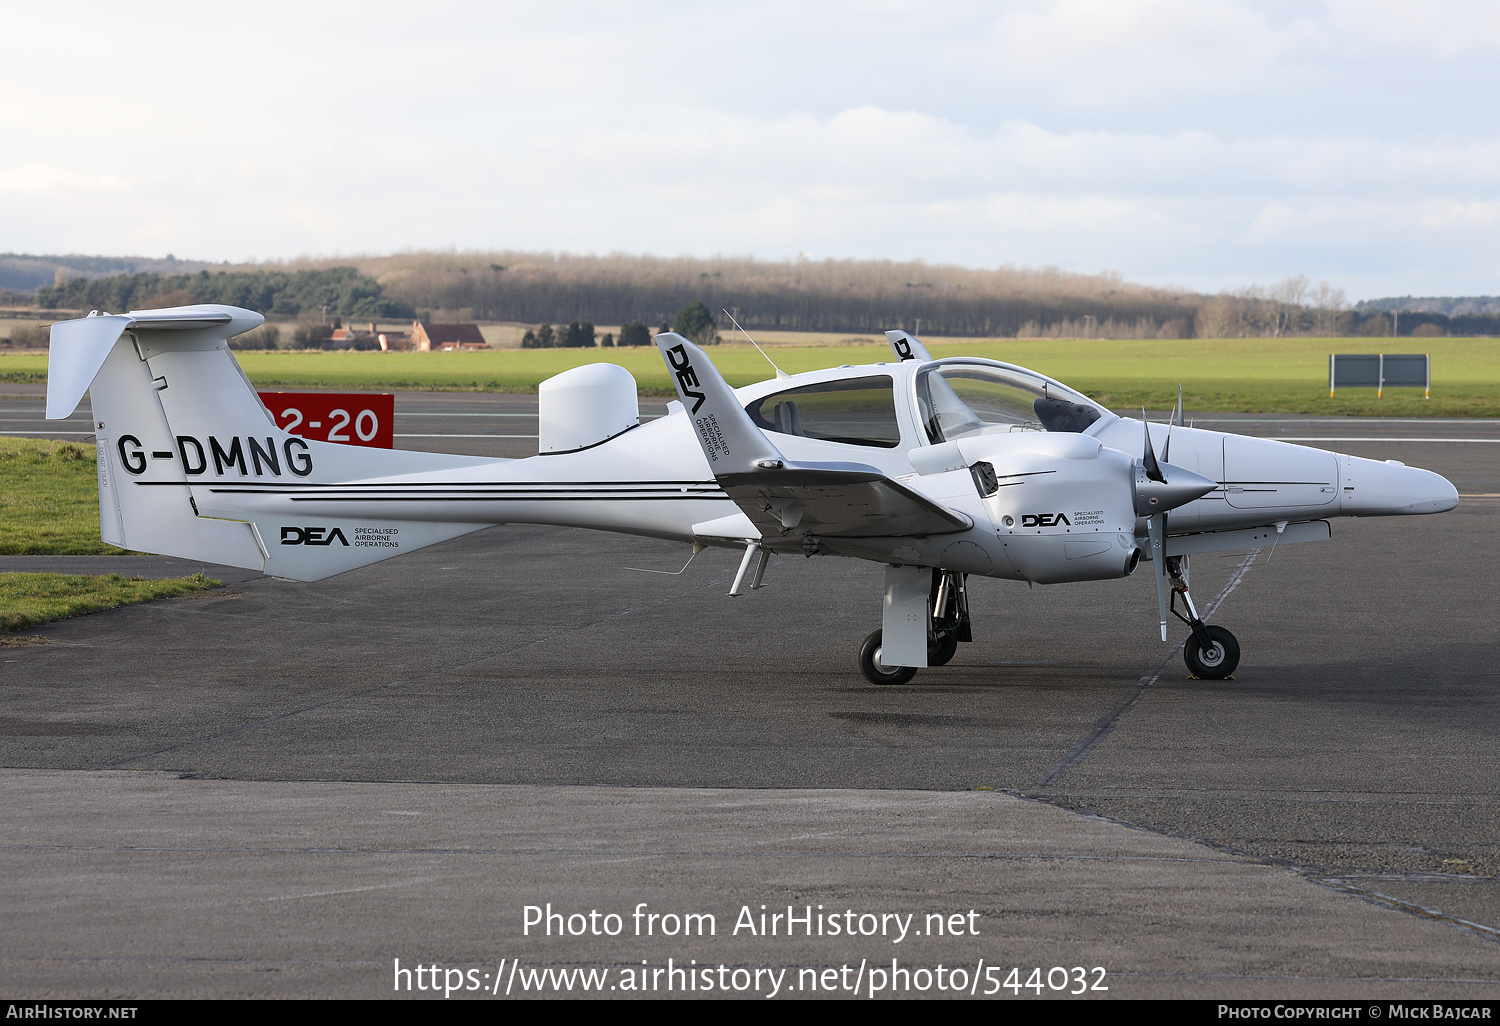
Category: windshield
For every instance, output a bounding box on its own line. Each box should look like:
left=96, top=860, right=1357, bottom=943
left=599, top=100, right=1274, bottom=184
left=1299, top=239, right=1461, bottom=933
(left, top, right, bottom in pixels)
left=915, top=360, right=1107, bottom=443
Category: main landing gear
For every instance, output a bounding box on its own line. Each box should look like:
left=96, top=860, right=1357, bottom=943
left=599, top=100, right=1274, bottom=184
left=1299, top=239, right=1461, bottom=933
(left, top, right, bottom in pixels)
left=858, top=630, right=917, bottom=685
left=858, top=569, right=972, bottom=685
left=1167, top=555, right=1240, bottom=679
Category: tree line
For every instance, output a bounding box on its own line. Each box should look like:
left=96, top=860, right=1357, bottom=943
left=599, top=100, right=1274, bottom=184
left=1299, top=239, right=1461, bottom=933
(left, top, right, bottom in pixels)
left=22, top=248, right=1500, bottom=339
left=35, top=267, right=409, bottom=319
left=351, top=253, right=1197, bottom=338
left=520, top=302, right=718, bottom=348
left=1196, top=279, right=1497, bottom=338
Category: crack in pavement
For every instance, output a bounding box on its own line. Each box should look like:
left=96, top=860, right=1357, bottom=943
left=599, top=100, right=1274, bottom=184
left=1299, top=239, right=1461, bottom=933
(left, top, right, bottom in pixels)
left=1032, top=549, right=1261, bottom=789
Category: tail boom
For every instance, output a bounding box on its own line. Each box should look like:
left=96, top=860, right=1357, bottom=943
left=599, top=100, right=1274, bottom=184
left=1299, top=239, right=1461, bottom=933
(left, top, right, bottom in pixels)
left=52, top=306, right=737, bottom=580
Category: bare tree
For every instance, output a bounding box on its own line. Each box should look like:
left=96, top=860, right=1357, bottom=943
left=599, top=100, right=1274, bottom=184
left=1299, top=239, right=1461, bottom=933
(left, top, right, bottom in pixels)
left=1195, top=295, right=1239, bottom=338
left=1265, top=275, right=1310, bottom=337
left=1309, top=281, right=1348, bottom=336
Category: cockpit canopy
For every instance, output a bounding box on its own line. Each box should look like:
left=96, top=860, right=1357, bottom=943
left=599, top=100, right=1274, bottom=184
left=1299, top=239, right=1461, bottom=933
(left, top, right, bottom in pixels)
left=739, top=358, right=1112, bottom=451
left=916, top=359, right=1107, bottom=443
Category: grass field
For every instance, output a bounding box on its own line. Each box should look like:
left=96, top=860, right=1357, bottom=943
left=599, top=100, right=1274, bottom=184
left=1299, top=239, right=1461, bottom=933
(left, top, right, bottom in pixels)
left=0, top=437, right=123, bottom=555
left=0, top=439, right=223, bottom=629
left=4, top=335, right=1499, bottom=415
left=0, top=572, right=221, bottom=634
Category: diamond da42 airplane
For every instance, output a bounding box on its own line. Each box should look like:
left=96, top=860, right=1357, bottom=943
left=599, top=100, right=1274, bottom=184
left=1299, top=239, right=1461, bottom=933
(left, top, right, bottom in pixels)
left=46, top=304, right=1457, bottom=683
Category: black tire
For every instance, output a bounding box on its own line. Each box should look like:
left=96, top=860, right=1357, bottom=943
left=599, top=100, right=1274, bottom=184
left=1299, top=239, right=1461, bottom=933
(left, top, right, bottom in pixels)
left=929, top=627, right=959, bottom=667
left=858, top=629, right=918, bottom=685
left=1184, top=625, right=1240, bottom=679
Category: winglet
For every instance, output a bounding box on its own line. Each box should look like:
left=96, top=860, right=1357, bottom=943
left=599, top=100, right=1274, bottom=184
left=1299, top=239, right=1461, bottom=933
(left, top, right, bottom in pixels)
left=46, top=304, right=263, bottom=420
left=655, top=332, right=785, bottom=474
left=885, top=329, right=933, bottom=363
left=46, top=313, right=134, bottom=419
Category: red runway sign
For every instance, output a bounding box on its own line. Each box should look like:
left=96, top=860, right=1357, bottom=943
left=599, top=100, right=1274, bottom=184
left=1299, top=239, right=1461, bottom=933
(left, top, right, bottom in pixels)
left=257, top=392, right=395, bottom=448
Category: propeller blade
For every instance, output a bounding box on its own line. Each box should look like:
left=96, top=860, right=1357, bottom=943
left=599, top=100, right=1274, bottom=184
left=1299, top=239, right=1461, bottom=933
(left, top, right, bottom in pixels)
left=1149, top=514, right=1169, bottom=641
left=1174, top=384, right=1184, bottom=427
left=1164, top=388, right=1181, bottom=463
left=1141, top=409, right=1166, bottom=483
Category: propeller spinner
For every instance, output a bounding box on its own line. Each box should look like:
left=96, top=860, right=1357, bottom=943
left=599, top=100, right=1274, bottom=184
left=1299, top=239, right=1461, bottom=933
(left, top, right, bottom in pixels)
left=1133, top=414, right=1214, bottom=517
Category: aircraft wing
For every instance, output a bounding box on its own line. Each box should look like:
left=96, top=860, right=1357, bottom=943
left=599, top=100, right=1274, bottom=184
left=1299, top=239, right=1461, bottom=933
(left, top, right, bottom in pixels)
left=654, top=333, right=971, bottom=539
left=719, top=465, right=971, bottom=538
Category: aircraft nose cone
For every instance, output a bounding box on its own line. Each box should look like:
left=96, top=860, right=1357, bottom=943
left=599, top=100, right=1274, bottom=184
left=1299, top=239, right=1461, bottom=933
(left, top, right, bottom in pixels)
left=1134, top=462, right=1217, bottom=516
left=1340, top=456, right=1459, bottom=516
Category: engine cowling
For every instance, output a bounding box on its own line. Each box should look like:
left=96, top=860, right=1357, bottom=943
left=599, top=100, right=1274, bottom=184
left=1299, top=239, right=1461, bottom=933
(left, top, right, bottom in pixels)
left=953, top=434, right=1142, bottom=584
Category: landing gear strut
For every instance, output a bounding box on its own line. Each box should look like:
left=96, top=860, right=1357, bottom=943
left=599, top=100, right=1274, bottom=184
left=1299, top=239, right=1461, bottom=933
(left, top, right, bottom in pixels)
left=858, top=569, right=972, bottom=684
left=1167, top=556, right=1240, bottom=679
left=927, top=569, right=970, bottom=667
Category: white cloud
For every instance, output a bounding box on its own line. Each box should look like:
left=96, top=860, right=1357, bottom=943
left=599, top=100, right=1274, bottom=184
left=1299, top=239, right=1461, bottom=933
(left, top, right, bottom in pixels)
left=2, top=1, right=1500, bottom=296
left=1323, top=0, right=1500, bottom=54
left=0, top=166, right=133, bottom=197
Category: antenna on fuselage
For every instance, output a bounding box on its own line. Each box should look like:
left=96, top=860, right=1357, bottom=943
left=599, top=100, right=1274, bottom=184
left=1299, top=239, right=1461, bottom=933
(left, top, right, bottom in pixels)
left=627, top=542, right=706, bottom=575
left=724, top=309, right=789, bottom=380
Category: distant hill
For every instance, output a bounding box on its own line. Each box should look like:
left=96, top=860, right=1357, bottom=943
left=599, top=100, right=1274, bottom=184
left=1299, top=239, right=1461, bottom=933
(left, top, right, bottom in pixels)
left=14, top=249, right=1210, bottom=338
left=1357, top=296, right=1500, bottom=316
left=293, top=250, right=1206, bottom=339
left=25, top=248, right=1478, bottom=339
left=0, top=252, right=231, bottom=293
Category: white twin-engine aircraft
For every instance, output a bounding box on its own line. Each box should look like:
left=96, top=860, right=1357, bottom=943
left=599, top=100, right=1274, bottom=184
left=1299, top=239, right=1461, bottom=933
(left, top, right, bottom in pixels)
left=47, top=304, right=1457, bottom=684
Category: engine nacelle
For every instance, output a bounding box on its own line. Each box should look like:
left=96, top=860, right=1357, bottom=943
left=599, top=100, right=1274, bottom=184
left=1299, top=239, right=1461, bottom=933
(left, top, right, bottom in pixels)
left=955, top=435, right=1142, bottom=584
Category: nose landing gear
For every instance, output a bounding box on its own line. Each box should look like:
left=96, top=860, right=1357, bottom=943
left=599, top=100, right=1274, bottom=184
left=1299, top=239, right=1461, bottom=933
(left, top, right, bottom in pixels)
left=1167, top=556, right=1240, bottom=679
left=1185, top=624, right=1240, bottom=678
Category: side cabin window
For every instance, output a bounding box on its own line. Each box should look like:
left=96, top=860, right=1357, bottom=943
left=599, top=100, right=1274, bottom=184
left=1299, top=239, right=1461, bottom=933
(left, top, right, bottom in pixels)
left=916, top=362, right=1104, bottom=444
left=745, top=375, right=901, bottom=448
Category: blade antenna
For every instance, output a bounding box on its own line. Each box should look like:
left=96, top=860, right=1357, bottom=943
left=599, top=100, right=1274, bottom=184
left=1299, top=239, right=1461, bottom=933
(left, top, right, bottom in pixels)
left=1164, top=384, right=1184, bottom=462
left=627, top=542, right=706, bottom=575
left=724, top=309, right=788, bottom=379
left=1164, top=391, right=1178, bottom=464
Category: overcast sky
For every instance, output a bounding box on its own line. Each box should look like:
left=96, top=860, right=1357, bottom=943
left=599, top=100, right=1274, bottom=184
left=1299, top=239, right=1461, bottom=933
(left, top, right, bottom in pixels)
left=5, top=0, right=1499, bottom=298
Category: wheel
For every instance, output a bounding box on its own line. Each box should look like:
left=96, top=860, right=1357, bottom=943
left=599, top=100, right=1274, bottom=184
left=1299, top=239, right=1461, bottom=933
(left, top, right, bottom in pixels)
left=1184, top=625, right=1240, bottom=679
left=858, top=629, right=918, bottom=685
left=928, top=627, right=959, bottom=666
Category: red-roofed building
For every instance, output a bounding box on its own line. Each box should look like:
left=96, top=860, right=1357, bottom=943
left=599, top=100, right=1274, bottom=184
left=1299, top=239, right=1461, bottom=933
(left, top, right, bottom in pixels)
left=412, top=322, right=488, bottom=352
